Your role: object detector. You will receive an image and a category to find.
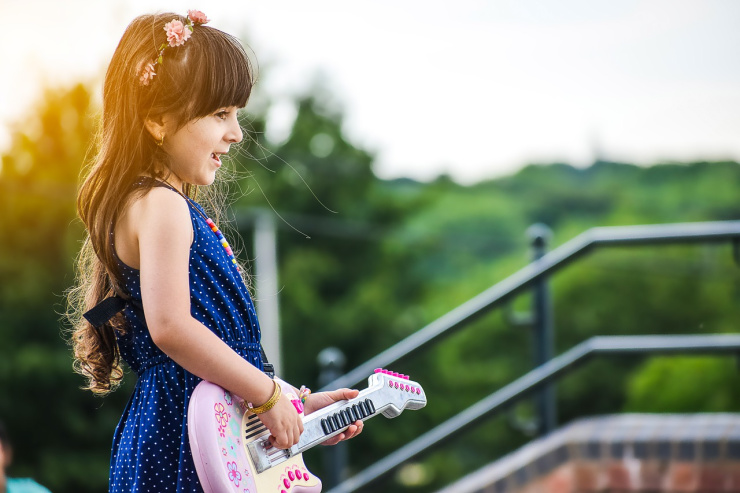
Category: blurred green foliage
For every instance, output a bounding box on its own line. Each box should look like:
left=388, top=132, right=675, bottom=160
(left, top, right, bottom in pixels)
left=0, top=83, right=738, bottom=493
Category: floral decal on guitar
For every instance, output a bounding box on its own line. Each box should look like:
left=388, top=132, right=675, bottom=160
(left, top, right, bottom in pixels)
left=227, top=461, right=241, bottom=487
left=214, top=402, right=231, bottom=437
left=224, top=435, right=238, bottom=458
left=229, top=412, right=241, bottom=438
left=191, top=381, right=260, bottom=492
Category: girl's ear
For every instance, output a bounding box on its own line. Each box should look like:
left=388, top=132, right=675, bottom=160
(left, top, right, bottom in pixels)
left=144, top=116, right=166, bottom=143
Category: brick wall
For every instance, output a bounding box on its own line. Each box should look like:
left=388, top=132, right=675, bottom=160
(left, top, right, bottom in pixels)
left=436, top=414, right=740, bottom=493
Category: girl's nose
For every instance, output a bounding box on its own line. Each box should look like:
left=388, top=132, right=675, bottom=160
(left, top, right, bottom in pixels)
left=228, top=126, right=243, bottom=144
left=227, top=117, right=243, bottom=144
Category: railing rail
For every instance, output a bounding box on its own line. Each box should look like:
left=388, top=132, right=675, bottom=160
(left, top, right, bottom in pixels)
left=325, top=333, right=740, bottom=493
left=321, top=221, right=740, bottom=392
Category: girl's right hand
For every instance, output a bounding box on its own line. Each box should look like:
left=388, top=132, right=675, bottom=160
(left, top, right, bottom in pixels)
left=258, top=395, right=304, bottom=449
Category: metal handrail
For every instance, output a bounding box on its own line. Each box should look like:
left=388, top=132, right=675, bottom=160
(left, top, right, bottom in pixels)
left=325, top=333, right=740, bottom=493
left=321, top=221, right=740, bottom=392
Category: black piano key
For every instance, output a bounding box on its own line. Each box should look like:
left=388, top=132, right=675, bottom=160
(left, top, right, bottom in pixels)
left=331, top=415, right=340, bottom=430
left=361, top=400, right=371, bottom=415
left=346, top=406, right=357, bottom=422
left=366, top=399, right=376, bottom=414
left=321, top=419, right=331, bottom=435
left=337, top=412, right=347, bottom=427
left=342, top=409, right=352, bottom=424
left=356, top=403, right=367, bottom=418
left=327, top=417, right=336, bottom=432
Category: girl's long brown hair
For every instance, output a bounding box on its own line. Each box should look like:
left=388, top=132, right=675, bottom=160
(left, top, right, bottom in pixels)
left=68, top=13, right=255, bottom=394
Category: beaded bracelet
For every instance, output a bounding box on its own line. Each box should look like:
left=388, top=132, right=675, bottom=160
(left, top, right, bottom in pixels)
left=247, top=380, right=282, bottom=414
left=299, top=385, right=311, bottom=404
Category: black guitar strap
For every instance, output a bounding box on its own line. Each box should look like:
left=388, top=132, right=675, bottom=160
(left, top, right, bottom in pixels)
left=260, top=349, right=275, bottom=379
left=83, top=295, right=128, bottom=327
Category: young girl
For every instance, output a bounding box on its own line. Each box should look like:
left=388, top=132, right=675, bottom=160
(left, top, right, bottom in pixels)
left=68, top=11, right=362, bottom=492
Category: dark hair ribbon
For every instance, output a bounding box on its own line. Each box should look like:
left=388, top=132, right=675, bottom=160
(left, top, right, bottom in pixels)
left=83, top=296, right=128, bottom=328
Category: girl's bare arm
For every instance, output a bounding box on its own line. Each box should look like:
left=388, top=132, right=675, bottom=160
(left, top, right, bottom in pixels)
left=129, top=187, right=302, bottom=449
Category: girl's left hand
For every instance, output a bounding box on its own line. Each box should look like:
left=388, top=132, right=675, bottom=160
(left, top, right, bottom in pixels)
left=304, top=388, right=364, bottom=445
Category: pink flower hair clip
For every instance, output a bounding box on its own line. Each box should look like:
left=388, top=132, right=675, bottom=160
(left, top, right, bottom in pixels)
left=138, top=10, right=210, bottom=86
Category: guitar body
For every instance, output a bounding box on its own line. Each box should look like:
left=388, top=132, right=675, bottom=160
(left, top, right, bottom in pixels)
left=188, top=380, right=321, bottom=493
left=189, top=370, right=426, bottom=493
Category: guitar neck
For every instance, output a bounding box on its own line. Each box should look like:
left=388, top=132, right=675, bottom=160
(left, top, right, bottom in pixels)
left=298, top=373, right=421, bottom=452
left=247, top=371, right=426, bottom=474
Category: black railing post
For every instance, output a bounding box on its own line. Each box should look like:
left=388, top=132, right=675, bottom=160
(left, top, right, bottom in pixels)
left=527, top=223, right=557, bottom=435
left=318, top=347, right=347, bottom=489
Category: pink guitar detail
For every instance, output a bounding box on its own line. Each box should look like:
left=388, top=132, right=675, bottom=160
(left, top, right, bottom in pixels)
left=188, top=369, right=427, bottom=493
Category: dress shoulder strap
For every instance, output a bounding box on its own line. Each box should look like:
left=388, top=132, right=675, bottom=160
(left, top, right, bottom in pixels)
left=132, top=176, right=178, bottom=192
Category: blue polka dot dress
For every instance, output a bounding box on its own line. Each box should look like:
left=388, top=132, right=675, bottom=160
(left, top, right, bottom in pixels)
left=110, top=183, right=263, bottom=492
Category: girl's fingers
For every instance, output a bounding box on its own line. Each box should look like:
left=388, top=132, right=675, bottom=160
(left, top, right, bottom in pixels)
left=260, top=392, right=305, bottom=448
left=269, top=426, right=301, bottom=449
left=334, top=388, right=359, bottom=401
left=304, top=388, right=361, bottom=416
left=347, top=421, right=363, bottom=438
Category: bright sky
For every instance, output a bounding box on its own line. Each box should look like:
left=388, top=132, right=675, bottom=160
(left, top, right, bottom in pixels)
left=2, top=0, right=739, bottom=183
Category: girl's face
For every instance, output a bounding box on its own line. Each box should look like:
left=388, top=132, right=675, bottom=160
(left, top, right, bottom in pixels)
left=162, top=106, right=243, bottom=188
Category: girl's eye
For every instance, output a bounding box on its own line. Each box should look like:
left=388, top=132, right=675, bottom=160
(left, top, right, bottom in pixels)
left=216, top=111, right=229, bottom=120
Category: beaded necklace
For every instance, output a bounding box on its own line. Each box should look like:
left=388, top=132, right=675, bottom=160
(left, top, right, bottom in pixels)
left=163, top=181, right=241, bottom=273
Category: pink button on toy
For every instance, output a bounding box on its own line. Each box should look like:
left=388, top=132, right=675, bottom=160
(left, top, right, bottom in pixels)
left=284, top=478, right=290, bottom=488
left=288, top=471, right=295, bottom=481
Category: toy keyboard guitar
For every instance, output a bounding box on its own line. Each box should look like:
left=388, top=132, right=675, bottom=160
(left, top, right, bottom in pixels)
left=188, top=369, right=427, bottom=493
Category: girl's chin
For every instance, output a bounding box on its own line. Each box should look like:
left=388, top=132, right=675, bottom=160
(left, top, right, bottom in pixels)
left=191, top=172, right=218, bottom=187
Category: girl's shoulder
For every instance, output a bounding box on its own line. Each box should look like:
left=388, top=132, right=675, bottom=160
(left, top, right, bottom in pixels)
left=115, top=179, right=194, bottom=268
left=123, top=180, right=193, bottom=238
left=133, top=185, right=190, bottom=223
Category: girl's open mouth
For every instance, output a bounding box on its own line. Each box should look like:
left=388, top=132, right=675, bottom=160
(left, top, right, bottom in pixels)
left=211, top=153, right=222, bottom=166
